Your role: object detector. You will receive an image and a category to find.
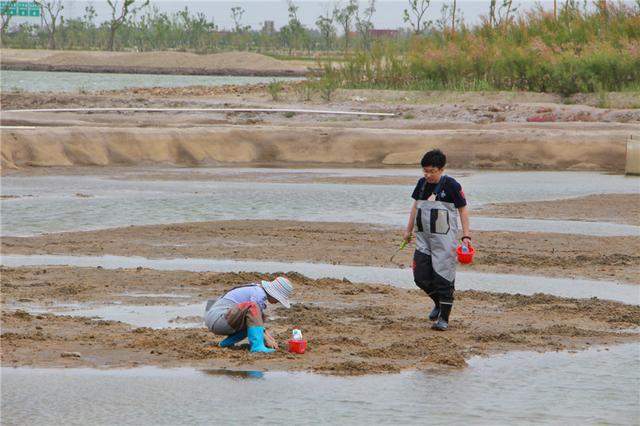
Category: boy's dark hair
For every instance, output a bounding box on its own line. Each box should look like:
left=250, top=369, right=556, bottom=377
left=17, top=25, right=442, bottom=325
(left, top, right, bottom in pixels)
left=421, top=149, right=446, bottom=168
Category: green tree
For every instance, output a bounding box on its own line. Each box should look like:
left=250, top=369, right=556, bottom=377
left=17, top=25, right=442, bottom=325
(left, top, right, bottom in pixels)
left=106, top=0, right=149, bottom=51
left=34, top=0, right=64, bottom=49
left=280, top=0, right=306, bottom=54
left=356, top=0, right=376, bottom=51
left=403, top=0, right=431, bottom=34
left=333, top=0, right=358, bottom=52
left=315, top=11, right=336, bottom=50
left=0, top=0, right=17, bottom=47
left=231, top=6, right=248, bottom=32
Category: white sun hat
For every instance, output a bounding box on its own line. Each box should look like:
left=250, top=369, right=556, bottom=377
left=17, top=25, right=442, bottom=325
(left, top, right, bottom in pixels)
left=261, top=276, right=294, bottom=308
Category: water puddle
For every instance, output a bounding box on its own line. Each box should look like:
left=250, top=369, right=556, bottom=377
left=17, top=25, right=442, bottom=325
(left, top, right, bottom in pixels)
left=2, top=255, right=638, bottom=305
left=11, top=301, right=204, bottom=329
left=201, top=369, right=265, bottom=379
left=2, top=170, right=638, bottom=236
left=472, top=216, right=639, bottom=237
left=2, top=344, right=638, bottom=425
left=1, top=70, right=303, bottom=93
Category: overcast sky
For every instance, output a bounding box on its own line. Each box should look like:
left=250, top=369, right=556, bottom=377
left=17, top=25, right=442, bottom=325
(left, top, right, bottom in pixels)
left=10, top=0, right=593, bottom=31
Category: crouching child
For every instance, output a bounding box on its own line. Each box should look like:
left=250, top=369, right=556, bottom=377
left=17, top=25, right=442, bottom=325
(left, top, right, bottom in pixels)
left=204, top=277, right=294, bottom=353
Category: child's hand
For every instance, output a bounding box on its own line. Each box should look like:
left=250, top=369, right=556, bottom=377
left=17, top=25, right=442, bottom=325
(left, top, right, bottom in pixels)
left=403, top=230, right=412, bottom=244
left=264, top=331, right=279, bottom=350
left=461, top=236, right=472, bottom=247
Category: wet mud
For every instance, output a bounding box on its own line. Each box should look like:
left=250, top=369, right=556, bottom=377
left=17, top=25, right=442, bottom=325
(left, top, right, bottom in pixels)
left=2, top=267, right=638, bottom=375
left=3, top=217, right=639, bottom=284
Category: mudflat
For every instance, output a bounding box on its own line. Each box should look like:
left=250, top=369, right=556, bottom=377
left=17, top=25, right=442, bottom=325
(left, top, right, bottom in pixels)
left=2, top=267, right=638, bottom=374
left=477, top=194, right=640, bottom=226
left=3, top=220, right=639, bottom=284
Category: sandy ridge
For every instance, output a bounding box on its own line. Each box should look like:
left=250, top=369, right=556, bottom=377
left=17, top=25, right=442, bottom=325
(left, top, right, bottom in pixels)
left=3, top=219, right=638, bottom=283
left=1, top=49, right=311, bottom=76
left=0, top=125, right=630, bottom=171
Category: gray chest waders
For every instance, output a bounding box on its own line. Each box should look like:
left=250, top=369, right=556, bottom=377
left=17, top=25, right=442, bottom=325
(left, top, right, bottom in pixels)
left=414, top=198, right=459, bottom=285
left=412, top=177, right=459, bottom=326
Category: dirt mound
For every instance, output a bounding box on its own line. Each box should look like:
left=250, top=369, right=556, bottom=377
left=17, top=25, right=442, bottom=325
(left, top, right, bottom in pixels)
left=1, top=49, right=310, bottom=76
left=0, top=125, right=629, bottom=171
left=42, top=51, right=299, bottom=71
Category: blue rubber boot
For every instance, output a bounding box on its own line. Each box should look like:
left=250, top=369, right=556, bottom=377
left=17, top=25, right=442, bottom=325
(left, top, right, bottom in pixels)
left=219, top=330, right=247, bottom=348
left=247, top=326, right=275, bottom=353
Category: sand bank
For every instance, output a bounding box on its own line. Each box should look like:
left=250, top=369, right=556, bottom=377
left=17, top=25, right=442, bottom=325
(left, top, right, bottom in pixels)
left=0, top=124, right=631, bottom=171
left=3, top=218, right=638, bottom=283
left=2, top=267, right=638, bottom=374
left=478, top=194, right=640, bottom=226
left=0, top=49, right=311, bottom=76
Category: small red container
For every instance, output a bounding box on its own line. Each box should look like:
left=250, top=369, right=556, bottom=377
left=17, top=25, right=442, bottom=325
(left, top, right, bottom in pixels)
left=456, top=244, right=475, bottom=264
left=288, top=339, right=307, bottom=354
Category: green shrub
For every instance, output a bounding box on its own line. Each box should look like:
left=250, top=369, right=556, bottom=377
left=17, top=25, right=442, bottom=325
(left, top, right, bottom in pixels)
left=334, top=3, right=640, bottom=95
left=267, top=80, right=284, bottom=101
left=296, top=81, right=315, bottom=102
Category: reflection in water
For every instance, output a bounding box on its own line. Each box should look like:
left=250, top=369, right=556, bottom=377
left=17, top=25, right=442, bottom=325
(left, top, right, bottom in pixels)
left=2, top=344, right=638, bottom=425
left=201, top=369, right=264, bottom=379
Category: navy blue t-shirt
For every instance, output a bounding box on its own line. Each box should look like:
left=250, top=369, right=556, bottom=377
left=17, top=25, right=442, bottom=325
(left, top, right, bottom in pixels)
left=411, top=175, right=467, bottom=208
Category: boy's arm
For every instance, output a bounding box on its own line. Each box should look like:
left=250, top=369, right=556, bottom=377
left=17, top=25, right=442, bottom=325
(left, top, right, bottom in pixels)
left=403, top=200, right=418, bottom=243
left=458, top=206, right=471, bottom=245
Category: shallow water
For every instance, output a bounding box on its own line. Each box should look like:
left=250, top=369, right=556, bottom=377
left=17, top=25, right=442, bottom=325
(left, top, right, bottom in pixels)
left=14, top=301, right=204, bottom=329
left=0, top=70, right=302, bottom=93
left=2, top=169, right=639, bottom=236
left=3, top=254, right=638, bottom=305
left=2, top=344, right=638, bottom=425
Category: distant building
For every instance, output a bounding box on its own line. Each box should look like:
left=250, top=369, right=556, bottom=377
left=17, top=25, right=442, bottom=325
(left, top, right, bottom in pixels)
left=348, top=29, right=399, bottom=39
left=262, top=20, right=275, bottom=34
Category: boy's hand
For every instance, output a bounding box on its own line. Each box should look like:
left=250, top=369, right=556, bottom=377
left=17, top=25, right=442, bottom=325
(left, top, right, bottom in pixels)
left=461, top=236, right=472, bottom=247
left=403, top=230, right=412, bottom=244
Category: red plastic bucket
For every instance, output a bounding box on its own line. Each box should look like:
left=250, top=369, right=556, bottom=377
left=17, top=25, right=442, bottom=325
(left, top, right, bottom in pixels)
left=456, top=244, right=475, bottom=264
left=288, top=339, right=307, bottom=354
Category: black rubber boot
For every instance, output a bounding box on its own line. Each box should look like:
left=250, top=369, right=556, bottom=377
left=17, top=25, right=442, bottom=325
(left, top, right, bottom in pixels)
left=432, top=302, right=452, bottom=331
left=428, top=293, right=440, bottom=321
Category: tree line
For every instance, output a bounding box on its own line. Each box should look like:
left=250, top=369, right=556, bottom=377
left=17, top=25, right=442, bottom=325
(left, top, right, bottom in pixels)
left=1, top=0, right=638, bottom=94
left=0, top=0, right=568, bottom=54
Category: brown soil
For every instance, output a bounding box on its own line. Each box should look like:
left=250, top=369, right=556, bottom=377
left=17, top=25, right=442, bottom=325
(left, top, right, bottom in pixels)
left=2, top=266, right=638, bottom=374
left=1, top=124, right=633, bottom=171
left=2, top=82, right=638, bottom=172
left=478, top=194, right=640, bottom=226
left=0, top=49, right=311, bottom=76
left=3, top=218, right=639, bottom=284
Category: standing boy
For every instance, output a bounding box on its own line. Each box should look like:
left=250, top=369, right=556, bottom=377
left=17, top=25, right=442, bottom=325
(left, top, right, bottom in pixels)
left=403, top=149, right=471, bottom=331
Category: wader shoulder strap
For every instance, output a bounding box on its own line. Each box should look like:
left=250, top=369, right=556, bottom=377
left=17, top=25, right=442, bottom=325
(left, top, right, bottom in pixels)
left=419, top=176, right=446, bottom=200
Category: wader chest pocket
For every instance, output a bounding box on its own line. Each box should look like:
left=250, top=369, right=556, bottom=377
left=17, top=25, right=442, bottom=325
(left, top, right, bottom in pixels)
left=430, top=208, right=450, bottom=234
